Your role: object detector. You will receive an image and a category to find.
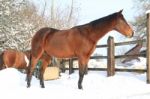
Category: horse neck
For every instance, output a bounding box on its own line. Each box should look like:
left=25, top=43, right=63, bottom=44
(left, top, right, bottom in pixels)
left=86, top=16, right=117, bottom=43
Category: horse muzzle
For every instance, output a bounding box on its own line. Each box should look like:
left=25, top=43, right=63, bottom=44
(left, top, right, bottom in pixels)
left=127, top=31, right=134, bottom=38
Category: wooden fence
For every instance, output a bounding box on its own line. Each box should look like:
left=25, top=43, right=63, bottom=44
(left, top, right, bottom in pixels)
left=63, top=11, right=150, bottom=84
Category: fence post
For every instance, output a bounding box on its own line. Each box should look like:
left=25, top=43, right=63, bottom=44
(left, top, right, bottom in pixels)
left=107, top=36, right=115, bottom=76
left=146, top=11, right=150, bottom=83
left=69, top=59, right=74, bottom=74
left=60, top=59, right=66, bottom=73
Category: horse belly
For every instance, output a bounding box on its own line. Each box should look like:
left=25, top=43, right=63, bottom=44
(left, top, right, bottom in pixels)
left=46, top=46, right=74, bottom=58
left=44, top=31, right=76, bottom=58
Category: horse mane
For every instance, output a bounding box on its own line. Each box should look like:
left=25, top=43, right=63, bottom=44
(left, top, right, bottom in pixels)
left=90, top=12, right=118, bottom=27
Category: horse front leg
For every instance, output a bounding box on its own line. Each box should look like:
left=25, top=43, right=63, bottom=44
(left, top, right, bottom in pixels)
left=78, top=57, right=89, bottom=89
left=78, top=64, right=88, bottom=89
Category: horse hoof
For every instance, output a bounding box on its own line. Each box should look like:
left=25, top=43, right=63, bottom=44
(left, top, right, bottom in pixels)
left=78, top=85, right=83, bottom=89
left=27, top=85, right=30, bottom=88
left=41, top=85, right=45, bottom=88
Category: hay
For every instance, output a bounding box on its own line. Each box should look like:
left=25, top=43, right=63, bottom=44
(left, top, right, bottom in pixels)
left=43, top=67, right=59, bottom=80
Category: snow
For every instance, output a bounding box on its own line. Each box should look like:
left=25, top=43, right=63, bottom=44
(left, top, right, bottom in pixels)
left=146, top=10, right=150, bottom=14
left=121, top=57, right=146, bottom=69
left=0, top=66, right=150, bottom=99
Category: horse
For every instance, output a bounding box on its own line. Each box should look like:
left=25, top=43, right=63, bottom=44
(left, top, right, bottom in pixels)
left=0, top=49, right=51, bottom=81
left=25, top=50, right=52, bottom=81
left=27, top=10, right=134, bottom=89
left=0, top=49, right=29, bottom=71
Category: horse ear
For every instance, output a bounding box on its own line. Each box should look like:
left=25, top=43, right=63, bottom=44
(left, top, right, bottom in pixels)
left=118, top=9, right=123, bottom=14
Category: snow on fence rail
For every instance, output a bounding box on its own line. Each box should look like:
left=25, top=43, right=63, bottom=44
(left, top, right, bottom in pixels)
left=63, top=11, right=150, bottom=84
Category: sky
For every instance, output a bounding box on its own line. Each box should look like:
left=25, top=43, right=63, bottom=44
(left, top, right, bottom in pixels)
left=77, top=0, right=134, bottom=24
left=32, top=0, right=135, bottom=24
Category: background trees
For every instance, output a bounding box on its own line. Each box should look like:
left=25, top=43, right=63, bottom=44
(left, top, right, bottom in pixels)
left=131, top=0, right=150, bottom=39
left=0, top=0, right=79, bottom=51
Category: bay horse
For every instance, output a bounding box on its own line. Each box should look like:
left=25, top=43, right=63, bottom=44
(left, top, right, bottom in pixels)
left=25, top=50, right=52, bottom=82
left=0, top=49, right=29, bottom=71
left=27, top=10, right=134, bottom=89
left=0, top=49, right=51, bottom=82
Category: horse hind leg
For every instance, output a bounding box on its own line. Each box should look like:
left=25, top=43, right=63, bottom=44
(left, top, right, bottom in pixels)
left=39, top=53, right=52, bottom=88
left=39, top=60, right=49, bottom=88
left=27, top=56, right=41, bottom=88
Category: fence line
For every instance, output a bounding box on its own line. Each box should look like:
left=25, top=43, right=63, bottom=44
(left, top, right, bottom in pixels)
left=96, top=39, right=146, bottom=48
left=146, top=11, right=150, bottom=83
left=62, top=11, right=150, bottom=84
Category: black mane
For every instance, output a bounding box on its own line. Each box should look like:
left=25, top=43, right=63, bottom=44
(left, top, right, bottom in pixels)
left=90, top=12, right=118, bottom=27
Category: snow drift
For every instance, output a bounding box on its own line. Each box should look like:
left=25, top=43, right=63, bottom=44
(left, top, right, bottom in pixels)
left=0, top=67, right=150, bottom=99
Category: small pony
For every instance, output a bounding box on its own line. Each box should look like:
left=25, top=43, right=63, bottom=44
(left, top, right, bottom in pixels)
left=0, top=49, right=51, bottom=81
left=27, top=10, right=134, bottom=89
left=0, top=49, right=29, bottom=71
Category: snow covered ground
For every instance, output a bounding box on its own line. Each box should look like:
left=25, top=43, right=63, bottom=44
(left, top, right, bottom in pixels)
left=0, top=65, right=150, bottom=99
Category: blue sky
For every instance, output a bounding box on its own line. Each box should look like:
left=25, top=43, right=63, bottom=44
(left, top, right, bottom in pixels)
left=77, top=0, right=134, bottom=24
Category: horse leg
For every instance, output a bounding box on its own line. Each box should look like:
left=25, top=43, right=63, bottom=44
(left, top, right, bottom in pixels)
left=78, top=57, right=89, bottom=89
left=27, top=56, right=38, bottom=88
left=60, top=59, right=66, bottom=73
left=84, top=65, right=88, bottom=75
left=39, top=60, right=49, bottom=88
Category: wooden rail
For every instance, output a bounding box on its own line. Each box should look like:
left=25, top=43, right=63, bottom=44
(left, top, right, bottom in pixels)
left=146, top=11, right=150, bottom=83
left=65, top=68, right=146, bottom=72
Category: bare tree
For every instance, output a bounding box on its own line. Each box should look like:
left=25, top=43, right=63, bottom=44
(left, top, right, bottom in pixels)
left=131, top=0, right=150, bottom=39
left=0, top=0, right=79, bottom=52
left=46, top=0, right=79, bottom=29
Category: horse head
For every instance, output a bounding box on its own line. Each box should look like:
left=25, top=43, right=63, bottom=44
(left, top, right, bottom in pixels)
left=114, top=10, right=134, bottom=38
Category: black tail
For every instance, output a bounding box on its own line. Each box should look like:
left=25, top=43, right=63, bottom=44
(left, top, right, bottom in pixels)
left=0, top=52, right=4, bottom=70
left=27, top=51, right=32, bottom=72
left=26, top=51, right=32, bottom=87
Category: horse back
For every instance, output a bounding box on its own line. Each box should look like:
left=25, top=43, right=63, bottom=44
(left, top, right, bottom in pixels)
left=31, top=27, right=58, bottom=57
left=45, top=27, right=95, bottom=58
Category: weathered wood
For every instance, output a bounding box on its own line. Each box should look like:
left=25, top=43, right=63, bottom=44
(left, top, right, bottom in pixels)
left=60, top=59, right=66, bottom=73
left=96, top=39, right=146, bottom=48
left=77, top=56, right=107, bottom=60
left=146, top=11, right=150, bottom=83
left=122, top=43, right=143, bottom=63
left=115, top=53, right=146, bottom=59
left=115, top=39, right=146, bottom=46
left=65, top=68, right=146, bottom=72
left=107, top=36, right=115, bottom=76
left=69, top=59, right=74, bottom=74
left=63, top=54, right=145, bottom=62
